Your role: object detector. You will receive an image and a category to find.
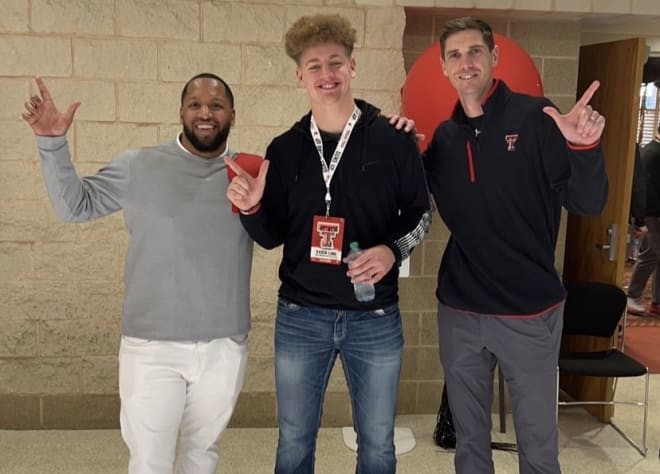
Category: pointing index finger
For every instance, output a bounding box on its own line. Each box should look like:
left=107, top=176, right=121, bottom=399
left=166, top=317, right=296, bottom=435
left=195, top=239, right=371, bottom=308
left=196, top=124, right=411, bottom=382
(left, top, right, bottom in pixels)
left=256, top=160, right=269, bottom=182
left=223, top=156, right=247, bottom=176
left=576, top=80, right=600, bottom=107
left=34, top=76, right=53, bottom=102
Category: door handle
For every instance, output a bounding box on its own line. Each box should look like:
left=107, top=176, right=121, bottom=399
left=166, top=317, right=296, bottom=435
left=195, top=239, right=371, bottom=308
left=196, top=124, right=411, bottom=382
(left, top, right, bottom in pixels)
left=595, top=224, right=616, bottom=262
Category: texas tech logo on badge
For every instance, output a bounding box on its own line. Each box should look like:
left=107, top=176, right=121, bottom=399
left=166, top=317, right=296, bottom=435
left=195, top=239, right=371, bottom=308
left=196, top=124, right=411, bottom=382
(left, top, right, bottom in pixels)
left=310, top=215, right=345, bottom=265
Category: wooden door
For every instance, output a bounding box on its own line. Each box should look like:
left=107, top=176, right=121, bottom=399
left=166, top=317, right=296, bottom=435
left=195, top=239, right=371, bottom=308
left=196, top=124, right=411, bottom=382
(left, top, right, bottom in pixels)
left=561, top=38, right=646, bottom=420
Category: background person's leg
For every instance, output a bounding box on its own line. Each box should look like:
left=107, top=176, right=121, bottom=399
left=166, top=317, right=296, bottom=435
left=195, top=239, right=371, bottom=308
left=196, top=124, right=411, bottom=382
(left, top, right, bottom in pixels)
left=628, top=220, right=660, bottom=312
left=645, top=218, right=660, bottom=312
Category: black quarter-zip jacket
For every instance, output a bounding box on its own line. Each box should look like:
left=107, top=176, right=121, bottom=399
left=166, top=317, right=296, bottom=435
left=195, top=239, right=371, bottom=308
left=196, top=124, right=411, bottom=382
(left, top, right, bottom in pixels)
left=424, top=80, right=608, bottom=316
left=241, top=99, right=431, bottom=310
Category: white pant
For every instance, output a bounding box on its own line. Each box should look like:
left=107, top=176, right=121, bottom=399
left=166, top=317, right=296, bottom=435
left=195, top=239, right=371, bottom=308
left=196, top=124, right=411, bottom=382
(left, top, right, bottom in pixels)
left=118, top=335, right=248, bottom=474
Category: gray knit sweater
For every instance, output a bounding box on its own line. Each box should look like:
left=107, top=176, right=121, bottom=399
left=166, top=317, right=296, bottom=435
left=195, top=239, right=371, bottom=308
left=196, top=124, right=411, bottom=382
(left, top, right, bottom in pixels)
left=36, top=135, right=253, bottom=341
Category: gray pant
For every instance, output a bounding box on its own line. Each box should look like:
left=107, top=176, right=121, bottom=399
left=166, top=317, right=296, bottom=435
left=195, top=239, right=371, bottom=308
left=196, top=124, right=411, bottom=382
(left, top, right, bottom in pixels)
left=437, top=302, right=563, bottom=474
left=628, top=216, right=660, bottom=301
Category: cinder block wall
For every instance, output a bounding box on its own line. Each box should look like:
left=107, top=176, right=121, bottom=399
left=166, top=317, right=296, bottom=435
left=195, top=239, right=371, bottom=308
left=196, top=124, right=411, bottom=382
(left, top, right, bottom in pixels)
left=0, top=0, right=422, bottom=430
left=2, top=0, right=659, bottom=430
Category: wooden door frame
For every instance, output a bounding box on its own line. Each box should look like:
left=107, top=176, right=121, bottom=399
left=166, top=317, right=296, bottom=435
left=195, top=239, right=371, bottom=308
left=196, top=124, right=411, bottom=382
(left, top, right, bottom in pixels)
left=560, top=38, right=646, bottom=421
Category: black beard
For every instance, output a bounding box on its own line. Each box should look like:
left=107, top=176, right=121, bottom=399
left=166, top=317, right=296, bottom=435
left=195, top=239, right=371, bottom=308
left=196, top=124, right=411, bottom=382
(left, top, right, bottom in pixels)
left=182, top=122, right=230, bottom=154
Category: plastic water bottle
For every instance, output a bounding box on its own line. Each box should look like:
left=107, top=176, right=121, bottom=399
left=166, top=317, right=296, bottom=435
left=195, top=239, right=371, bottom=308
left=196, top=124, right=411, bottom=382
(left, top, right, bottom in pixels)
left=347, top=241, right=375, bottom=302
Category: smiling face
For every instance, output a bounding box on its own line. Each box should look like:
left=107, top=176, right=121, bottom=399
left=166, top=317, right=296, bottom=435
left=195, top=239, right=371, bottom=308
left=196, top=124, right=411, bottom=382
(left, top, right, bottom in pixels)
left=441, top=28, right=498, bottom=103
left=179, top=78, right=235, bottom=158
left=295, top=42, right=356, bottom=108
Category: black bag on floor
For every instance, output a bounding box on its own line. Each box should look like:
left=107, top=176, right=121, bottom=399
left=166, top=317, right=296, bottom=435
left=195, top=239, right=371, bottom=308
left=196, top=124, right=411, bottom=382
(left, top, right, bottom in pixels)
left=433, top=383, right=517, bottom=452
left=433, top=383, right=456, bottom=449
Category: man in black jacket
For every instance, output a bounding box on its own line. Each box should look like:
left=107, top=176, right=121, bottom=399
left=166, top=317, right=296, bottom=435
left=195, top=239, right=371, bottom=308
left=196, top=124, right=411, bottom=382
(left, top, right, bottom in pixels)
left=225, top=13, right=431, bottom=474
left=628, top=126, right=660, bottom=315
left=423, top=17, right=608, bottom=474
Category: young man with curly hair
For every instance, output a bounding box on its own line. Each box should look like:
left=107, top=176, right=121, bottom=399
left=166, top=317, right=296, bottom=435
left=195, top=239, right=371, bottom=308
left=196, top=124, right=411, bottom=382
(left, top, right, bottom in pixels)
left=226, top=13, right=431, bottom=474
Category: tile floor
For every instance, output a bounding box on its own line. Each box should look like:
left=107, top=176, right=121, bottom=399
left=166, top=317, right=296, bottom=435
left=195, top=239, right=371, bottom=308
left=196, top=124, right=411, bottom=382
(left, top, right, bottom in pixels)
left=1, top=375, right=658, bottom=473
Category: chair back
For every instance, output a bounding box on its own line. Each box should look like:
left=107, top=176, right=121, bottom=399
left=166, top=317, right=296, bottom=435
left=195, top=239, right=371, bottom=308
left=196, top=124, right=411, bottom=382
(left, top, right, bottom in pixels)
left=562, top=281, right=626, bottom=338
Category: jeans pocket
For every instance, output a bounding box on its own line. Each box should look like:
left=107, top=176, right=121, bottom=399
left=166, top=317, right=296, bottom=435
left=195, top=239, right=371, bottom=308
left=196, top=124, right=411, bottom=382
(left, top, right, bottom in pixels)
left=228, top=334, right=248, bottom=347
left=121, top=335, right=152, bottom=346
left=370, top=304, right=398, bottom=317
left=278, top=297, right=303, bottom=313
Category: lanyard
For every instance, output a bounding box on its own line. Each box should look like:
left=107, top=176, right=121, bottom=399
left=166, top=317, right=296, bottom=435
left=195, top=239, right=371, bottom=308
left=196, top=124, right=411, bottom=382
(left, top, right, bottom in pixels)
left=310, top=105, right=361, bottom=216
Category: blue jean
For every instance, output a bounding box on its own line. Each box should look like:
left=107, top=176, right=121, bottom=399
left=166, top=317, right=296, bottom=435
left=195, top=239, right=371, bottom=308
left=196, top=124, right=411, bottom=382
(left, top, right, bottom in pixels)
left=274, top=298, right=403, bottom=474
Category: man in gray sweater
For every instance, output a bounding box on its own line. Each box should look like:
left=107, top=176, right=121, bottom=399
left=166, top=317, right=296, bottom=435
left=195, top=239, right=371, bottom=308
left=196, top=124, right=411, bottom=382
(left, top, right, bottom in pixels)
left=22, top=73, right=260, bottom=474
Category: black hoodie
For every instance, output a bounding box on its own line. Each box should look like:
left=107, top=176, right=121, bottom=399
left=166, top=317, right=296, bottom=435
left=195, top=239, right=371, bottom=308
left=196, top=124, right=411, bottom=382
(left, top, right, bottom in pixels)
left=241, top=99, right=431, bottom=310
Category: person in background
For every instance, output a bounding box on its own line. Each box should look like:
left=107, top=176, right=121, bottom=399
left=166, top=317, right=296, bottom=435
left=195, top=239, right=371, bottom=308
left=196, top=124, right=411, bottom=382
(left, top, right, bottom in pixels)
left=23, top=73, right=256, bottom=474
left=628, top=126, right=660, bottom=315
left=422, top=17, right=608, bottom=474
left=225, top=14, right=431, bottom=474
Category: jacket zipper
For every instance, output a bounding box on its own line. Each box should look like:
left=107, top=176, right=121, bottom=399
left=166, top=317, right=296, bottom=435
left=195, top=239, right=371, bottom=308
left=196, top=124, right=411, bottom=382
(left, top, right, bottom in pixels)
left=466, top=141, right=476, bottom=183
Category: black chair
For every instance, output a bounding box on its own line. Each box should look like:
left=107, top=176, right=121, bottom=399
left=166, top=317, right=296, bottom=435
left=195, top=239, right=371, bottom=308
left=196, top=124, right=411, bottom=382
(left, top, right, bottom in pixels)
left=558, top=281, right=649, bottom=456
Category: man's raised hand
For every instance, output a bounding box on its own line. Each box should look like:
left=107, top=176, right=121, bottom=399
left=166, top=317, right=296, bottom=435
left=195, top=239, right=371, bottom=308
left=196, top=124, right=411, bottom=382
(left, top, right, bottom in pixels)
left=543, top=80, right=605, bottom=146
left=22, top=76, right=80, bottom=137
left=224, top=157, right=269, bottom=213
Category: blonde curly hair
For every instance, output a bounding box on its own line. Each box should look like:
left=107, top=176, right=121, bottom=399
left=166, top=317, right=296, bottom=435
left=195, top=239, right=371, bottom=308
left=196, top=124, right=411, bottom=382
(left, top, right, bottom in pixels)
left=285, top=14, right=357, bottom=64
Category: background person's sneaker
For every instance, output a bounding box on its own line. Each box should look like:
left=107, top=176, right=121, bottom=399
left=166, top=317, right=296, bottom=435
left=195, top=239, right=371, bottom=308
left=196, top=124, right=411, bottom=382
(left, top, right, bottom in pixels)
left=627, top=297, right=647, bottom=315
left=650, top=302, right=660, bottom=316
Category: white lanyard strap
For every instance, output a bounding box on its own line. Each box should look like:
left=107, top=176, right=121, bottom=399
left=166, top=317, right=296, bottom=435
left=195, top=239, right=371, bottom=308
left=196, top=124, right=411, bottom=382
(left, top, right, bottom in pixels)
left=310, top=105, right=362, bottom=216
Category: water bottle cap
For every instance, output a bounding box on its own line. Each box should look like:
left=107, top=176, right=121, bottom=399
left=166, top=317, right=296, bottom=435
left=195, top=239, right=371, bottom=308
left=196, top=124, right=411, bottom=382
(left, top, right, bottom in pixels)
left=349, top=241, right=359, bottom=250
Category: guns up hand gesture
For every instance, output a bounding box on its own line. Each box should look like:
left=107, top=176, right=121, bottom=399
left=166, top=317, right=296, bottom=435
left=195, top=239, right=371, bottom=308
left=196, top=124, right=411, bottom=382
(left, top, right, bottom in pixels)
left=543, top=80, right=605, bottom=146
left=224, top=156, right=269, bottom=213
left=22, top=76, right=80, bottom=136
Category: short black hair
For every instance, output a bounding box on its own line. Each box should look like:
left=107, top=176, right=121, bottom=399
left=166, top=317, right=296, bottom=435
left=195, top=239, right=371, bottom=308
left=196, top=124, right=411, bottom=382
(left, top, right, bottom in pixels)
left=180, top=73, right=234, bottom=108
